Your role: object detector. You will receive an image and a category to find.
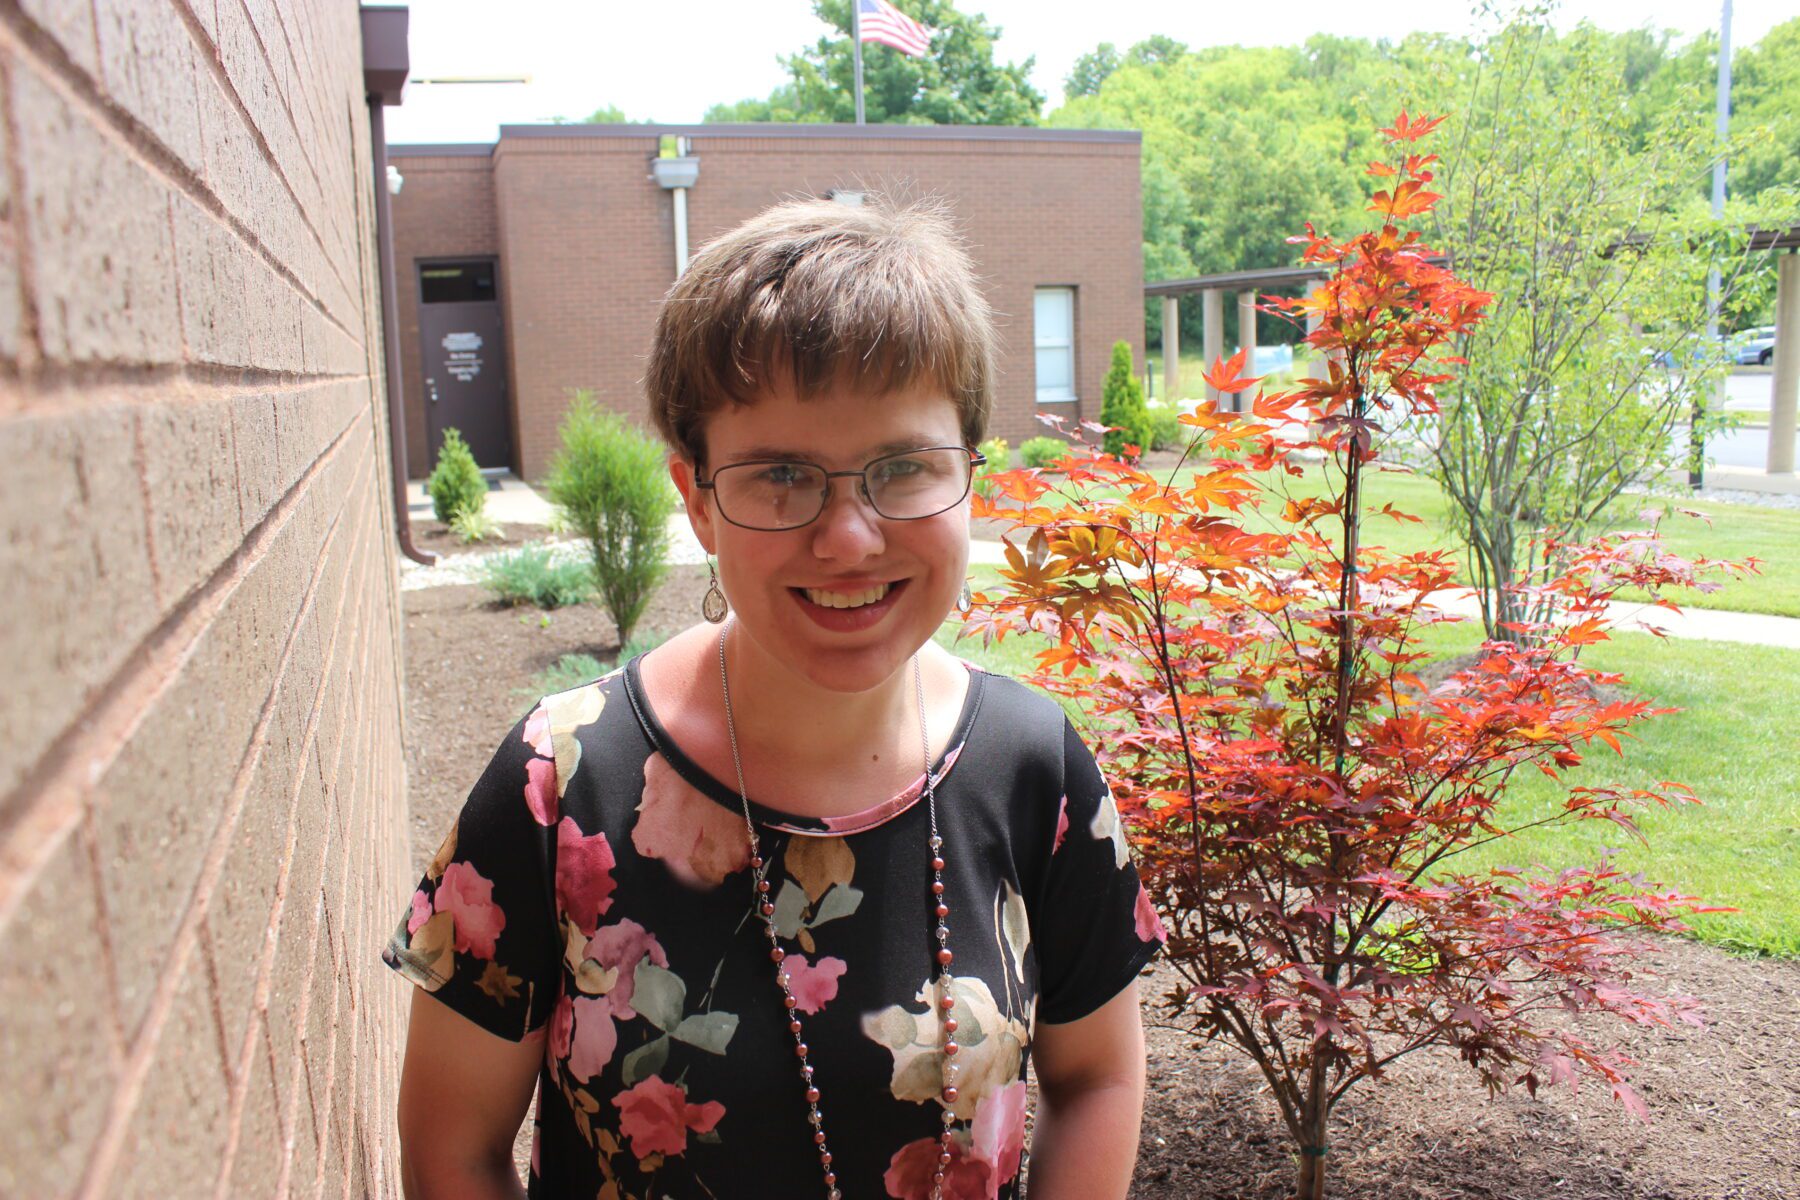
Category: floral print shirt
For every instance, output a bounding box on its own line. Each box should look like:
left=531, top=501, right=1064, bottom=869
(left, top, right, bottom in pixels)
left=384, top=657, right=1165, bottom=1200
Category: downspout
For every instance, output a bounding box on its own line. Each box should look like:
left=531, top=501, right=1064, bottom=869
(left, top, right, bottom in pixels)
left=362, top=6, right=434, bottom=565
left=652, top=138, right=700, bottom=279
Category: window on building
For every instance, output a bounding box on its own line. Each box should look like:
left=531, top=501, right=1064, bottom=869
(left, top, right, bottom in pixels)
left=419, top=260, right=497, bottom=305
left=1034, top=287, right=1076, bottom=403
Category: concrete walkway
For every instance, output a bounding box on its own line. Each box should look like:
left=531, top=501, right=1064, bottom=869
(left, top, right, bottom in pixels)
left=402, top=479, right=1800, bottom=649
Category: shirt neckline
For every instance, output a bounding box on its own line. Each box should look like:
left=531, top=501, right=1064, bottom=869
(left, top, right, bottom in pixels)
left=622, top=652, right=986, bottom=836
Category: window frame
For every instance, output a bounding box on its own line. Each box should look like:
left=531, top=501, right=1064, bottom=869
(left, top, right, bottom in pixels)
left=1033, top=286, right=1078, bottom=405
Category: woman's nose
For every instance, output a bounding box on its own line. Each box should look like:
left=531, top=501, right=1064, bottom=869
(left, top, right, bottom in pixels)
left=810, top=479, right=887, bottom=560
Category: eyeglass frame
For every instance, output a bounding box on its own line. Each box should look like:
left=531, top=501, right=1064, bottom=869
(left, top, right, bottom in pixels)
left=693, top=445, right=988, bottom=531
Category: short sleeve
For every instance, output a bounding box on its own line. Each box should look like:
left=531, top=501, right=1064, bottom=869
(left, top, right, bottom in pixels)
left=382, top=701, right=562, bottom=1041
left=1032, top=718, right=1166, bottom=1025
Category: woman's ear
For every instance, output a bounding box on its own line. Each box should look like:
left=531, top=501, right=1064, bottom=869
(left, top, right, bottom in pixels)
left=669, top=454, right=716, bottom=555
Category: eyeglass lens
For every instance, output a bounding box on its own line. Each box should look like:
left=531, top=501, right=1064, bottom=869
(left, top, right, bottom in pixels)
left=712, top=447, right=972, bottom=530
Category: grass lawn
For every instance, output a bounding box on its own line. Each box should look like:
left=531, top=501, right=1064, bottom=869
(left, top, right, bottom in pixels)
left=941, top=580, right=1800, bottom=958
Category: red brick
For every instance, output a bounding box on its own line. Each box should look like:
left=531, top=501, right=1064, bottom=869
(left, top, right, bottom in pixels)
left=93, top=0, right=208, bottom=178
left=112, top=962, right=233, bottom=1200
left=0, top=834, right=119, bottom=1196
left=9, top=62, right=183, bottom=364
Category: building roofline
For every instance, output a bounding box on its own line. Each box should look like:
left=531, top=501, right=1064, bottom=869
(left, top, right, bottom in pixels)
left=390, top=122, right=1139, bottom=148
left=390, top=143, right=496, bottom=157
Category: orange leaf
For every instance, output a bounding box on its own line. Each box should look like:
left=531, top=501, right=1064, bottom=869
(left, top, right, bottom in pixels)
left=1203, top=348, right=1263, bottom=396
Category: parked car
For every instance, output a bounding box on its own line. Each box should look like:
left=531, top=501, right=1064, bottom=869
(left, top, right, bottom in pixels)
left=1735, top=326, right=1777, bottom=366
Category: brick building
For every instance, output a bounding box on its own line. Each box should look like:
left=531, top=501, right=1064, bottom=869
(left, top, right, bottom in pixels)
left=0, top=2, right=410, bottom=1195
left=389, top=123, right=1143, bottom=479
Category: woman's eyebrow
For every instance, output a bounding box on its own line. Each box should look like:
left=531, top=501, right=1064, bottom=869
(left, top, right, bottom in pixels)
left=722, top=438, right=943, bottom=464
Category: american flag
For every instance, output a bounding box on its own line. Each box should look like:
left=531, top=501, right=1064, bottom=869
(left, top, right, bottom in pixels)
left=857, top=0, right=931, bottom=57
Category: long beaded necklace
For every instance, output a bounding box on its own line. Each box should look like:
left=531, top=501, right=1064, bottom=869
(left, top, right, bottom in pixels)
left=717, top=620, right=960, bottom=1200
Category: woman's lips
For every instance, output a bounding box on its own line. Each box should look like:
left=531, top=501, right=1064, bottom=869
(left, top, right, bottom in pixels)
left=790, top=578, right=909, bottom=632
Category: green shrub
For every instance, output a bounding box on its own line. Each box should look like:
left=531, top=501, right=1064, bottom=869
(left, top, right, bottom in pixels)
left=974, top=437, right=1011, bottom=497
left=449, top=507, right=500, bottom=544
left=1100, top=341, right=1151, bottom=458
left=427, top=428, right=487, bottom=524
left=483, top=545, right=594, bottom=609
left=1145, top=403, right=1185, bottom=452
left=520, top=652, right=604, bottom=699
left=1019, top=436, right=1069, bottom=469
left=618, top=625, right=672, bottom=664
left=544, top=391, right=677, bottom=645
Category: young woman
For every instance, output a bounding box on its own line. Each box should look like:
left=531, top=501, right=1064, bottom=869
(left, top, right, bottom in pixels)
left=386, top=197, right=1165, bottom=1200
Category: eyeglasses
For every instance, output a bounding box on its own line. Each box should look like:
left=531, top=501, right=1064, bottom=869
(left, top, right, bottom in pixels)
left=696, top=446, right=986, bottom=531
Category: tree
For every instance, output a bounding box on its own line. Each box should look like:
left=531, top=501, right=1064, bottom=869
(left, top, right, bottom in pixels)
left=709, top=0, right=1042, bottom=126
left=583, top=104, right=637, bottom=124
left=1063, top=42, right=1119, bottom=100
left=1417, top=18, right=1786, bottom=640
left=1098, top=340, right=1149, bottom=457
left=1729, top=17, right=1800, bottom=206
left=967, top=114, right=1731, bottom=1200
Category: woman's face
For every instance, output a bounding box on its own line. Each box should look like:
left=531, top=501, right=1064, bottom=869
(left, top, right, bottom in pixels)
left=671, top=378, right=972, bottom=696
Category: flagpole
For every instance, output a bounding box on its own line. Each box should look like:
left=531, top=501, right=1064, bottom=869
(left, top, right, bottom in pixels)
left=850, top=0, right=866, bottom=125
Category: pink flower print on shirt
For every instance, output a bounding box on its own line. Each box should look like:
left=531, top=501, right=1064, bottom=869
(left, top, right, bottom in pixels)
left=556, top=817, right=617, bottom=934
left=406, top=887, right=432, bottom=934
left=584, top=918, right=668, bottom=1020
left=1053, top=795, right=1069, bottom=853
left=567, top=995, right=618, bottom=1083
left=969, top=1080, right=1028, bottom=1190
left=522, top=703, right=552, bottom=758
left=548, top=993, right=574, bottom=1082
left=611, top=1076, right=725, bottom=1160
left=784, top=953, right=847, bottom=1015
left=435, top=861, right=505, bottom=959
left=1134, top=879, right=1167, bottom=944
left=524, top=756, right=558, bottom=826
left=884, top=1135, right=994, bottom=1200
left=634, top=752, right=750, bottom=889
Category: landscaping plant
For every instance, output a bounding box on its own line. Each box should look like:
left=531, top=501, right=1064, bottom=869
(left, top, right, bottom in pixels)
left=1017, top=435, right=1069, bottom=470
left=974, top=436, right=1011, bottom=498
left=968, top=113, right=1732, bottom=1200
left=544, top=390, right=677, bottom=646
left=483, top=545, right=595, bottom=610
left=426, top=427, right=488, bottom=525
left=448, top=506, right=500, bottom=544
left=1098, top=339, right=1151, bottom=458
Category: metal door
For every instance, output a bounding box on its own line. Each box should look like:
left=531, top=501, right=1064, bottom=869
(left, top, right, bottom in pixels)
left=418, top=260, right=513, bottom=470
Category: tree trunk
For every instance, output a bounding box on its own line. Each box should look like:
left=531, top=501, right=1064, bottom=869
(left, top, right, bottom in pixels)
left=1292, top=1081, right=1331, bottom=1200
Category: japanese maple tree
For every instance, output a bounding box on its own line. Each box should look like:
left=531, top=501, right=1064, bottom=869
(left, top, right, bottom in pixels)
left=967, top=113, right=1734, bottom=1199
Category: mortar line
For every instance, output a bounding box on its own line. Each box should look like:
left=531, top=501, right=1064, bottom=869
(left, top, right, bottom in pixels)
left=218, top=473, right=375, bottom=1200
left=0, top=43, right=44, bottom=373
left=207, top=467, right=369, bottom=1200
left=71, top=415, right=366, bottom=1200
left=0, top=363, right=363, bottom=418
left=128, top=407, right=167, bottom=608
left=0, top=13, right=362, bottom=353
left=77, top=810, right=129, bottom=1068
left=0, top=403, right=366, bottom=932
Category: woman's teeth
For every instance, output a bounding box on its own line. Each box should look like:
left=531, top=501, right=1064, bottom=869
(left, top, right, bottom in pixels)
left=803, top=582, right=894, bottom=609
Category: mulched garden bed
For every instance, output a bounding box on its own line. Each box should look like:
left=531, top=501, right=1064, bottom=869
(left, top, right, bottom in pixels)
left=409, top=518, right=551, bottom=556
left=400, top=571, right=1800, bottom=1199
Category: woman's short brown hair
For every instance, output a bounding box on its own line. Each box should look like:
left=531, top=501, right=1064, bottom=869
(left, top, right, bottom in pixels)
left=645, top=195, right=996, bottom=467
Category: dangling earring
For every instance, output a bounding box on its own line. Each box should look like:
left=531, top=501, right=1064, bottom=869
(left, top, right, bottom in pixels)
left=955, top=579, right=974, bottom=615
left=702, top=558, right=730, bottom=624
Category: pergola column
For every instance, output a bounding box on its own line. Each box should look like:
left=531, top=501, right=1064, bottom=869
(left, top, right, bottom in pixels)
left=1770, top=250, right=1798, bottom=475
left=1162, top=294, right=1181, bottom=403
left=1202, top=288, right=1223, bottom=409
left=1236, top=291, right=1259, bottom=414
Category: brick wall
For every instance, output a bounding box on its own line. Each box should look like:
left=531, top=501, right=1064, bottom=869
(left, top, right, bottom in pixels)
left=0, top=3, right=409, bottom=1197
left=391, top=126, right=1142, bottom=480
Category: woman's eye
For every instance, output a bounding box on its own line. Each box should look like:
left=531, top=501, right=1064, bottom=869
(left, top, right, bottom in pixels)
left=758, top=464, right=808, bottom=486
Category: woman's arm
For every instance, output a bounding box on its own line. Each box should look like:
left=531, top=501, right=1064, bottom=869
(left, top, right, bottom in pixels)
left=397, top=988, right=545, bottom=1200
left=1024, top=980, right=1147, bottom=1200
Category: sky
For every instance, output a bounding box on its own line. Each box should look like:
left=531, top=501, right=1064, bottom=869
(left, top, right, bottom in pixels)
left=383, top=0, right=1790, bottom=146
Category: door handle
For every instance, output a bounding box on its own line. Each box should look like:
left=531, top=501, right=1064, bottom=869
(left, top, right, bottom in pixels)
left=427, top=377, right=439, bottom=404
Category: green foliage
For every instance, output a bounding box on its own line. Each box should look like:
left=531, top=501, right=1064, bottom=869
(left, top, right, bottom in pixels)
left=1732, top=19, right=1800, bottom=206
left=973, top=437, right=1010, bottom=498
left=1018, top=436, right=1069, bottom=470
left=706, top=0, right=1042, bottom=126
left=522, top=652, right=605, bottom=699
left=449, top=507, right=500, bottom=544
left=1099, top=341, right=1150, bottom=457
left=1144, top=403, right=1185, bottom=452
left=483, top=545, right=595, bottom=610
left=1064, top=42, right=1120, bottom=99
left=544, top=391, right=677, bottom=646
left=426, top=428, right=487, bottom=525
left=618, top=625, right=673, bottom=664
left=583, top=104, right=654, bottom=124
